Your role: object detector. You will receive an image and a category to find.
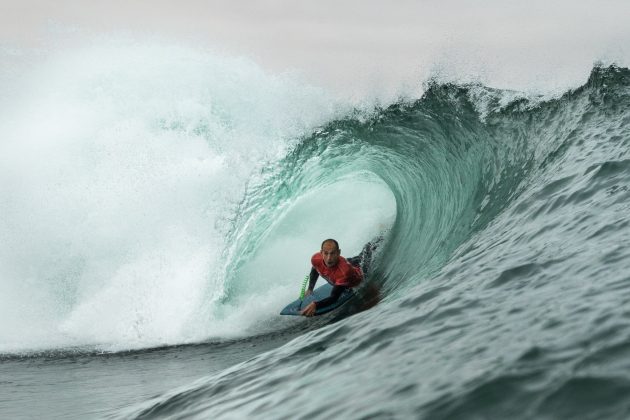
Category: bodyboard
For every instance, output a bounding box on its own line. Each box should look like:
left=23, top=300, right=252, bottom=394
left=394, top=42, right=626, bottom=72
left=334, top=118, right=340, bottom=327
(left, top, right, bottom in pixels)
left=280, top=283, right=354, bottom=316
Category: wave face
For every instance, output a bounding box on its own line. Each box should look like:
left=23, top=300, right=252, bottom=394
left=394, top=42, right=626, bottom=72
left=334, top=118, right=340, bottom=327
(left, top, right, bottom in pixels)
left=120, top=65, right=630, bottom=419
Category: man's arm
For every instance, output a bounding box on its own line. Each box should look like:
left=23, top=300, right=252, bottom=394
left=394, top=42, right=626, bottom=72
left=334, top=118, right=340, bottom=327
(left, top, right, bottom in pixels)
left=346, top=256, right=361, bottom=267
left=305, top=266, right=319, bottom=296
left=300, top=285, right=346, bottom=317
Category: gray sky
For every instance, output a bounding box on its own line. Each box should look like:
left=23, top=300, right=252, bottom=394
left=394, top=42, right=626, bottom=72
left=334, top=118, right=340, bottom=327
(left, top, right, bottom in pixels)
left=2, top=0, right=630, bottom=100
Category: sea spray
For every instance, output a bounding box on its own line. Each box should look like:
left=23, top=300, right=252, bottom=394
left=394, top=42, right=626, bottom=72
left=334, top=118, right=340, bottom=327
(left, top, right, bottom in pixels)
left=0, top=42, right=354, bottom=352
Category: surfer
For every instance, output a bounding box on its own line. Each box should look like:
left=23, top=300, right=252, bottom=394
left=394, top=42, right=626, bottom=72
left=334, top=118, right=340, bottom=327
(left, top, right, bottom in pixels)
left=300, top=239, right=366, bottom=317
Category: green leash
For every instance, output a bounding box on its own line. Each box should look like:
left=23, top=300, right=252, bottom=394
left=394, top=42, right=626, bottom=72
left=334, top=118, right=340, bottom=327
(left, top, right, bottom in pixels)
left=299, top=274, right=309, bottom=299
left=297, top=274, right=310, bottom=311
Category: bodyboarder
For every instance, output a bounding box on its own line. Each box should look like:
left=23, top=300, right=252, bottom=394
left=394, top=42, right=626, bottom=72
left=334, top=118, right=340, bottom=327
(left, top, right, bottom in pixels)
left=300, top=238, right=367, bottom=317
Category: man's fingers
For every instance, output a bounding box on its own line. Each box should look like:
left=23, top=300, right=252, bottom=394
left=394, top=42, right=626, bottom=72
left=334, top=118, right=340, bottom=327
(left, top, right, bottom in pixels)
left=301, top=302, right=316, bottom=317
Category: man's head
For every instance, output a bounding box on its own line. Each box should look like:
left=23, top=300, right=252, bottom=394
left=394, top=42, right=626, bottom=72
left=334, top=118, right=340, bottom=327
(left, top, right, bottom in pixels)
left=320, top=238, right=340, bottom=268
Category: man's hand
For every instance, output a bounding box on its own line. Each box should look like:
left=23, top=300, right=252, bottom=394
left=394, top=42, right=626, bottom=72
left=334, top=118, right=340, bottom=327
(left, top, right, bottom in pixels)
left=300, top=302, right=317, bottom=317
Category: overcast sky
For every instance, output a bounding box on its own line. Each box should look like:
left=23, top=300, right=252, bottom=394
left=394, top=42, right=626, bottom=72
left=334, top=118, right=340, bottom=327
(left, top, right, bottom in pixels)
left=2, top=0, right=630, bottom=100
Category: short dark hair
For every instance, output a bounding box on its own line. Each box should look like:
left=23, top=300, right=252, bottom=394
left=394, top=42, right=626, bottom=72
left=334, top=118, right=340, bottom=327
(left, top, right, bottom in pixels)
left=321, top=238, right=339, bottom=250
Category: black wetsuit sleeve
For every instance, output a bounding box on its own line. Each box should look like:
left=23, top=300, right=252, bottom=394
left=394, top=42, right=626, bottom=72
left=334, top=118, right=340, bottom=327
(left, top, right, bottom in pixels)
left=308, top=266, right=319, bottom=291
left=346, top=256, right=361, bottom=267
left=315, top=285, right=346, bottom=308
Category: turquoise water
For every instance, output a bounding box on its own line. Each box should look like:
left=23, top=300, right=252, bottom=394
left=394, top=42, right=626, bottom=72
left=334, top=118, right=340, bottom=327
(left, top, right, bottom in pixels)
left=2, top=43, right=630, bottom=419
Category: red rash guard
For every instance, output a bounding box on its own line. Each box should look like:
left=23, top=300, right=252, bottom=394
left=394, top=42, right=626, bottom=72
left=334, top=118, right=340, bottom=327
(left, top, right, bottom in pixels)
left=311, top=253, right=363, bottom=288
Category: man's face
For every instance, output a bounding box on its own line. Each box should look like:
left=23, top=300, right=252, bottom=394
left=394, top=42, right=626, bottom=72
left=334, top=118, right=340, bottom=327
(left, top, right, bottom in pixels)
left=321, top=241, right=340, bottom=268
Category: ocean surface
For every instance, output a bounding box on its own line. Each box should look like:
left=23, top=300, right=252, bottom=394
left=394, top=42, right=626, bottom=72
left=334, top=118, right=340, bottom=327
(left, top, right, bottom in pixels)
left=2, top=44, right=630, bottom=419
